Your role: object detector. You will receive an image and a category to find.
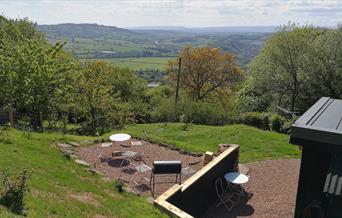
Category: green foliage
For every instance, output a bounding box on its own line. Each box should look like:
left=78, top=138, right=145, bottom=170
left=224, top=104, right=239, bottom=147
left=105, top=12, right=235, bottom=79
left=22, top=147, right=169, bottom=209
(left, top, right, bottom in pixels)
left=77, top=61, right=119, bottom=135
left=182, top=100, right=231, bottom=125
left=239, top=112, right=270, bottom=130
left=235, top=77, right=273, bottom=112
left=246, top=24, right=342, bottom=112
left=113, top=180, right=124, bottom=193
left=271, top=114, right=284, bottom=133
left=0, top=169, right=30, bottom=215
left=168, top=46, right=244, bottom=101
left=0, top=16, right=79, bottom=131
left=77, top=61, right=150, bottom=134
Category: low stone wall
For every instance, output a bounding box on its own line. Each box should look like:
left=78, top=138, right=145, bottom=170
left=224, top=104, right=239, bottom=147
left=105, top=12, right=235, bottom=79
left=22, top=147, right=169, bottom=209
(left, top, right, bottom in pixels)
left=154, top=144, right=240, bottom=217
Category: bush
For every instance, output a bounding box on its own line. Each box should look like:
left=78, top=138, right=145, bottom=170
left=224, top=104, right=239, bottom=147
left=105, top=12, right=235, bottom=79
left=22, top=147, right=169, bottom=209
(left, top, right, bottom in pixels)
left=150, top=99, right=179, bottom=122
left=183, top=101, right=230, bottom=125
left=0, top=169, right=30, bottom=215
left=240, top=112, right=270, bottom=130
left=271, top=114, right=284, bottom=132
left=113, top=180, right=124, bottom=193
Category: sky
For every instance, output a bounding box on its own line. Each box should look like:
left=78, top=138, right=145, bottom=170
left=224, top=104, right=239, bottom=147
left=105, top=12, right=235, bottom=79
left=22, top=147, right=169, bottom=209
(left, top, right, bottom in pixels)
left=0, top=0, right=341, bottom=28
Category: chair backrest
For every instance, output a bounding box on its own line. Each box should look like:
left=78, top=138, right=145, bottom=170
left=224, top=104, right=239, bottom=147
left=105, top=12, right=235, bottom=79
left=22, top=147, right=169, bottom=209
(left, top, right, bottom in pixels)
left=215, top=177, right=225, bottom=196
left=152, top=160, right=182, bottom=174
left=112, top=151, right=123, bottom=157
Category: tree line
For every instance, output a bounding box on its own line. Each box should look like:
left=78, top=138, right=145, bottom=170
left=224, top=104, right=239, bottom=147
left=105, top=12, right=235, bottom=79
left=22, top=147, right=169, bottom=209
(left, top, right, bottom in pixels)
left=1, top=16, right=342, bottom=135
left=238, top=23, right=342, bottom=113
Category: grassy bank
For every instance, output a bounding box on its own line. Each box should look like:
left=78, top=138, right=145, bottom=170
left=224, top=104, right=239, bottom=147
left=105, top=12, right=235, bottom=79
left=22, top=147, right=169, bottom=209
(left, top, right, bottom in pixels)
left=0, top=129, right=166, bottom=218
left=111, top=123, right=300, bottom=163
left=0, top=123, right=300, bottom=216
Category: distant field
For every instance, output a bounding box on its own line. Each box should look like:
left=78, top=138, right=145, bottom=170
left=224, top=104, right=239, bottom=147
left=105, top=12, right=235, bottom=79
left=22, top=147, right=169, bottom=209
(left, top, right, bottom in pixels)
left=83, top=57, right=174, bottom=70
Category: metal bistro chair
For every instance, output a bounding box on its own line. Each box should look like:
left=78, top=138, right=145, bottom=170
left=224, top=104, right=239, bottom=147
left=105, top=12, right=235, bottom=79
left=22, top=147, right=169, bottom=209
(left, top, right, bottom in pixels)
left=181, top=160, right=200, bottom=178
left=131, top=153, right=152, bottom=189
left=150, top=160, right=182, bottom=196
left=215, top=177, right=240, bottom=212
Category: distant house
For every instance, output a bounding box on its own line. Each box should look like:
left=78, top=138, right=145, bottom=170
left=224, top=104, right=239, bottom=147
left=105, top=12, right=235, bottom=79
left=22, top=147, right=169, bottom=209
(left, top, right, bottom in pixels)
left=100, top=51, right=116, bottom=54
left=147, top=82, right=160, bottom=88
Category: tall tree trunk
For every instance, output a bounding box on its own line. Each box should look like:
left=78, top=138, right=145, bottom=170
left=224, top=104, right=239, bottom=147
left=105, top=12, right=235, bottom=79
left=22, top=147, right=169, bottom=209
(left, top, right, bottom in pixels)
left=291, top=78, right=298, bottom=114
left=90, top=107, right=96, bottom=136
left=62, top=112, right=68, bottom=134
left=8, top=105, right=14, bottom=127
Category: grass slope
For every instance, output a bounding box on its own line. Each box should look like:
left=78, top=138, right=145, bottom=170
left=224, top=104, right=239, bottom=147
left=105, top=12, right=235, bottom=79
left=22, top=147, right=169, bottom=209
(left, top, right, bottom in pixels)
left=110, top=123, right=300, bottom=163
left=0, top=129, right=166, bottom=218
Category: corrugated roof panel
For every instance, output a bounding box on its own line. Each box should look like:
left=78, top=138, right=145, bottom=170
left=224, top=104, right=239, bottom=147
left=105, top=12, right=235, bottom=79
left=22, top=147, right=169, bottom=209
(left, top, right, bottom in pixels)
left=291, top=97, right=342, bottom=147
left=312, top=99, right=342, bottom=131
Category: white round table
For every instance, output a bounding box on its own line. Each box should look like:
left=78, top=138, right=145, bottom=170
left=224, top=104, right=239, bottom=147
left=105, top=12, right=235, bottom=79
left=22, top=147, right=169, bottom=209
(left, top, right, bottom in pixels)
left=109, top=133, right=131, bottom=142
left=224, top=172, right=249, bottom=184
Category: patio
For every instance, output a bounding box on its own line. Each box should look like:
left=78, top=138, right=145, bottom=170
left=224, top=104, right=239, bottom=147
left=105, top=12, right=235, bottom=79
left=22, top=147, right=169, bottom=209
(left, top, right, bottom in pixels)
left=76, top=138, right=203, bottom=196
left=76, top=138, right=300, bottom=217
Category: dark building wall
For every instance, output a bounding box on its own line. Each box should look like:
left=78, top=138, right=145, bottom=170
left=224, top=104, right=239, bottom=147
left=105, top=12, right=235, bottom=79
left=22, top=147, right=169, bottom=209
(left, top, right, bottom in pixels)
left=167, top=148, right=239, bottom=217
left=295, top=147, right=331, bottom=218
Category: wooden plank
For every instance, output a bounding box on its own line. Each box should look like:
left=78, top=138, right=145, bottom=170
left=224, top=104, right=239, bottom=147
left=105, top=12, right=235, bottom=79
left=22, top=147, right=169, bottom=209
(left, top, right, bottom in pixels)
left=181, top=144, right=239, bottom=192
left=153, top=144, right=239, bottom=218
left=154, top=184, right=193, bottom=218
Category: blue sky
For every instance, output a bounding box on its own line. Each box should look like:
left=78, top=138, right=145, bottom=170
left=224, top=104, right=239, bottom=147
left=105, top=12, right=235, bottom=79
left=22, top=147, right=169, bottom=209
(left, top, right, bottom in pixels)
left=1, top=0, right=341, bottom=27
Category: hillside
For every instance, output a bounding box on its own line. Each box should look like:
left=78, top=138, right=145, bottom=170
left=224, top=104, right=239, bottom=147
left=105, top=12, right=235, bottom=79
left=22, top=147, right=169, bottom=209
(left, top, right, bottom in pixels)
left=38, top=23, right=141, bottom=39
left=37, top=23, right=269, bottom=65
left=0, top=123, right=299, bottom=216
left=0, top=129, right=166, bottom=217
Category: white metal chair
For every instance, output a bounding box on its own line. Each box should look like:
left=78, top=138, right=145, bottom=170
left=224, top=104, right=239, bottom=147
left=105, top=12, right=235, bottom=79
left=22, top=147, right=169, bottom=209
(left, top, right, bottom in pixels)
left=214, top=177, right=240, bottom=211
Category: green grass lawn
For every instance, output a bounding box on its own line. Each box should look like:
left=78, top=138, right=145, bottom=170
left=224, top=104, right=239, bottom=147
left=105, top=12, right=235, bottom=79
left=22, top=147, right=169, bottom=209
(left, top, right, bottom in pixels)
left=0, top=129, right=166, bottom=218
left=84, top=57, right=172, bottom=70
left=0, top=123, right=300, bottom=217
left=109, top=123, right=300, bottom=163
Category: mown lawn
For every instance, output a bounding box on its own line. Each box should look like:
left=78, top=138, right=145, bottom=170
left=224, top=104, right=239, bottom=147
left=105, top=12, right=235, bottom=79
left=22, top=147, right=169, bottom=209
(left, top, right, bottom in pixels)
left=0, top=129, right=166, bottom=218
left=110, top=123, right=300, bottom=163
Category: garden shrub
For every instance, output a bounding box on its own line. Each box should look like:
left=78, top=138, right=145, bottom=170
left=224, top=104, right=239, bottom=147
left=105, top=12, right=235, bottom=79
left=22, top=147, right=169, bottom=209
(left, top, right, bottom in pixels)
left=183, top=101, right=230, bottom=125
left=271, top=114, right=284, bottom=132
left=0, top=169, right=30, bottom=215
left=240, top=112, right=270, bottom=130
left=150, top=99, right=179, bottom=122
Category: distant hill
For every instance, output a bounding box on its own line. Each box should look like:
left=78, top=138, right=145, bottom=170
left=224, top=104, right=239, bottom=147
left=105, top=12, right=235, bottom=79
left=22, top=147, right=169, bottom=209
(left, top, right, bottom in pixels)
left=131, top=26, right=278, bottom=33
left=37, top=23, right=270, bottom=65
left=38, top=23, right=142, bottom=40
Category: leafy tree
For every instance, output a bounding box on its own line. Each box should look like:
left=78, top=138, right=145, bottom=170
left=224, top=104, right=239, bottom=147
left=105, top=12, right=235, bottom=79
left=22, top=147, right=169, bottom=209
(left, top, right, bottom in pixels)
left=300, top=29, right=342, bottom=107
left=0, top=16, right=78, bottom=130
left=168, top=46, right=244, bottom=101
left=246, top=24, right=342, bottom=113
left=78, top=61, right=118, bottom=135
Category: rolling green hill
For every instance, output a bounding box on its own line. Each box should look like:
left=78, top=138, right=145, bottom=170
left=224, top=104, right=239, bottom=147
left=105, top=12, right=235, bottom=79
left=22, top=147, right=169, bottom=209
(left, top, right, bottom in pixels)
left=37, top=23, right=269, bottom=66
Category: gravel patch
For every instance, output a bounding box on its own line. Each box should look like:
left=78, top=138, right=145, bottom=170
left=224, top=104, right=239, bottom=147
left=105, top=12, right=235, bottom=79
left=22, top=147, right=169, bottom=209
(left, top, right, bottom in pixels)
left=202, top=159, right=300, bottom=218
left=76, top=140, right=203, bottom=197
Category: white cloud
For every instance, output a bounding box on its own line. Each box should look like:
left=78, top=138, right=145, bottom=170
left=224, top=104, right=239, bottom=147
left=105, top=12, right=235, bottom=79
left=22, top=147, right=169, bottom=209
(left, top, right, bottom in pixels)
left=0, top=0, right=341, bottom=27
